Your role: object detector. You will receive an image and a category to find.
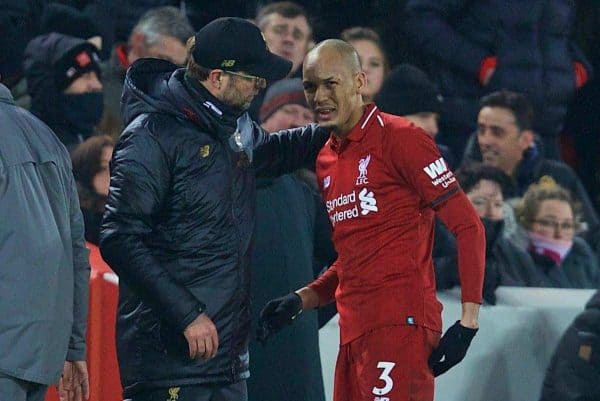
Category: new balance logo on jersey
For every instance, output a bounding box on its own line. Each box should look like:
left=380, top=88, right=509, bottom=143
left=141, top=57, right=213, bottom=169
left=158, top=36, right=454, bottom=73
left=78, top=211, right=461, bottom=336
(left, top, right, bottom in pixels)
left=423, top=157, right=456, bottom=188
left=423, top=157, right=447, bottom=179
left=356, top=154, right=371, bottom=185
left=323, top=176, right=331, bottom=189
left=359, top=188, right=378, bottom=215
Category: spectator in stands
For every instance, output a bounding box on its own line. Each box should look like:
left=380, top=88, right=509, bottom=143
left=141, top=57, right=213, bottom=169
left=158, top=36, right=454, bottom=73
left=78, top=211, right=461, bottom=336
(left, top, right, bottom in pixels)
left=435, top=163, right=542, bottom=304
left=72, top=135, right=115, bottom=245
left=24, top=32, right=103, bottom=150
left=341, top=26, right=388, bottom=104
left=516, top=178, right=599, bottom=288
left=0, top=82, right=90, bottom=401
left=465, top=90, right=600, bottom=245
left=256, top=1, right=313, bottom=79
left=249, top=77, right=336, bottom=401
left=375, top=63, right=454, bottom=167
left=101, top=6, right=194, bottom=135
left=539, top=290, right=600, bottom=401
left=405, top=0, right=593, bottom=159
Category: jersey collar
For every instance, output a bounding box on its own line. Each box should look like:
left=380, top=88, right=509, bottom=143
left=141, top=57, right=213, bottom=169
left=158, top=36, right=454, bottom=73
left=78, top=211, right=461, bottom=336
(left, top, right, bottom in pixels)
left=330, top=103, right=379, bottom=151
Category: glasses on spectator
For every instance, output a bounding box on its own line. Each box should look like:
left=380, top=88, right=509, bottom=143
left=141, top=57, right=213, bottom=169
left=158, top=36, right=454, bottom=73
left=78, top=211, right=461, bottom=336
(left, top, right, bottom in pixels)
left=224, top=70, right=267, bottom=90
left=532, top=219, right=577, bottom=232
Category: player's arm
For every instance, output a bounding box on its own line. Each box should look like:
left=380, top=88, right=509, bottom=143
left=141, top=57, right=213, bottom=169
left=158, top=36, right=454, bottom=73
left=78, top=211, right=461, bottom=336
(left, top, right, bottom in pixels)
left=435, top=192, right=485, bottom=328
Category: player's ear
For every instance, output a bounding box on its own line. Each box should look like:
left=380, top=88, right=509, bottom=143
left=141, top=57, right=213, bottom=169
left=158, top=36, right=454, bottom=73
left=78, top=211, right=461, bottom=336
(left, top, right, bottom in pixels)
left=356, top=71, right=367, bottom=94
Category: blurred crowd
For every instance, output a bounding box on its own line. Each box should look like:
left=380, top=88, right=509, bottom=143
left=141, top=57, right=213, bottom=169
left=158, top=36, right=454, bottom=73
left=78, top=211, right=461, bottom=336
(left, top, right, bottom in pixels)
left=1, top=1, right=600, bottom=400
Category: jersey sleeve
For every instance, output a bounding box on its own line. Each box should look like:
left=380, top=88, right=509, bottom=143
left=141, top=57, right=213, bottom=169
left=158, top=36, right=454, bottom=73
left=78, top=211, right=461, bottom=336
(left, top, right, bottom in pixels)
left=383, top=122, right=460, bottom=208
left=308, top=260, right=339, bottom=306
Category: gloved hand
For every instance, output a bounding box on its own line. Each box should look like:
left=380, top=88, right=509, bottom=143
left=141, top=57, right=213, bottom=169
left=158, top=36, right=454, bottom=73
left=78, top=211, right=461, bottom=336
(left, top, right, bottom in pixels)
left=428, top=320, right=478, bottom=376
left=257, top=292, right=303, bottom=343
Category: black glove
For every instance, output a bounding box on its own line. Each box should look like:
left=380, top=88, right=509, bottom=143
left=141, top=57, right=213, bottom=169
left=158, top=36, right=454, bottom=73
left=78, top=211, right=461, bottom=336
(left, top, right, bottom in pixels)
left=257, top=292, right=303, bottom=343
left=428, top=320, right=478, bottom=376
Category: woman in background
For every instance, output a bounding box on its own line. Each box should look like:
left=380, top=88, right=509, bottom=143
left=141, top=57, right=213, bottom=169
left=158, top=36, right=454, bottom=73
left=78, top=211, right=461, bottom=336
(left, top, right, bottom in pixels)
left=71, top=135, right=114, bottom=245
left=341, top=26, right=389, bottom=104
left=516, top=178, right=599, bottom=288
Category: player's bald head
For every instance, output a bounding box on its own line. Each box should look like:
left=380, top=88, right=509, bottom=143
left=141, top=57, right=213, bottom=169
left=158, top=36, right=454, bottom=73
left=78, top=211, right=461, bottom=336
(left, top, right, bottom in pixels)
left=304, top=39, right=362, bottom=75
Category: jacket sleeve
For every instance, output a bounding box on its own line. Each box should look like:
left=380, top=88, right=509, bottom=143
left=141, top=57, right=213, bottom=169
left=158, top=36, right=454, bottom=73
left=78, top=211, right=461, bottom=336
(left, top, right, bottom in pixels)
left=435, top=191, right=485, bottom=304
left=405, top=0, right=489, bottom=76
left=312, top=192, right=337, bottom=277
left=253, top=123, right=330, bottom=177
left=66, top=164, right=91, bottom=361
left=100, top=129, right=203, bottom=332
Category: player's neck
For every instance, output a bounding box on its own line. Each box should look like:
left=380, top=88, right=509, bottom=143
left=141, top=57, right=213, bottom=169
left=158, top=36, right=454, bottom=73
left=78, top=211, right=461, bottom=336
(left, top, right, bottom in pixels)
left=332, top=103, right=367, bottom=140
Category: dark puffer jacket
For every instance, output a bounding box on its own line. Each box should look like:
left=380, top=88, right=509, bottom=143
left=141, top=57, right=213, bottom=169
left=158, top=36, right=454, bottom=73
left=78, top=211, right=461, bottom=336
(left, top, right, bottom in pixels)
left=405, top=0, right=592, bottom=139
left=540, top=291, right=600, bottom=401
left=99, top=59, right=328, bottom=397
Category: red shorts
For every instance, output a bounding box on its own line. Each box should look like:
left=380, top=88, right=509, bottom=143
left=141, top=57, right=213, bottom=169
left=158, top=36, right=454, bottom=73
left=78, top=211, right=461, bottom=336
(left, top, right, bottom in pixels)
left=333, top=325, right=440, bottom=401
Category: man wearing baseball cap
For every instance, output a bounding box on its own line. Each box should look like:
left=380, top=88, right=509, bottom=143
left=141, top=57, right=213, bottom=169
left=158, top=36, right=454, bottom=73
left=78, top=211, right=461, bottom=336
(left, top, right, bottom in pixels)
left=100, top=17, right=329, bottom=401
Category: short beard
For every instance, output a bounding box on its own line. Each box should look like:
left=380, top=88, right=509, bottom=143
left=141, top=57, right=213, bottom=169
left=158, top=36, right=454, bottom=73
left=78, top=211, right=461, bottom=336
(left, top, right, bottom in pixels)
left=220, top=79, right=252, bottom=114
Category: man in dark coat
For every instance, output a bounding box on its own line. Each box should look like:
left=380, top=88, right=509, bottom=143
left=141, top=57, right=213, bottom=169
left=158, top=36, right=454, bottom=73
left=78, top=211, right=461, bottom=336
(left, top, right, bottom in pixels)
left=248, top=78, right=337, bottom=401
left=462, top=90, right=600, bottom=248
left=100, top=18, right=329, bottom=401
left=540, top=290, right=600, bottom=401
left=405, top=0, right=592, bottom=158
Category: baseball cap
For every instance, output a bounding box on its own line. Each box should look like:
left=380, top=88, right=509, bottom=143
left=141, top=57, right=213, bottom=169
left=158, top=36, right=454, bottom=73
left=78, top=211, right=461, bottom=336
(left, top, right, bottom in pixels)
left=192, top=17, right=292, bottom=83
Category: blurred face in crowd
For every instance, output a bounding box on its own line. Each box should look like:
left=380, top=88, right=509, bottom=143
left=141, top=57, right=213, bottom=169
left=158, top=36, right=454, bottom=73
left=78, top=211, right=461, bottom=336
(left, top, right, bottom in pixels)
left=92, top=145, right=113, bottom=197
left=477, top=106, right=533, bottom=176
left=350, top=39, right=385, bottom=102
left=466, top=179, right=504, bottom=221
left=303, top=43, right=366, bottom=137
left=262, top=104, right=314, bottom=132
left=129, top=33, right=188, bottom=66
left=531, top=199, right=576, bottom=241
left=64, top=71, right=103, bottom=94
left=404, top=112, right=439, bottom=138
left=262, top=13, right=311, bottom=75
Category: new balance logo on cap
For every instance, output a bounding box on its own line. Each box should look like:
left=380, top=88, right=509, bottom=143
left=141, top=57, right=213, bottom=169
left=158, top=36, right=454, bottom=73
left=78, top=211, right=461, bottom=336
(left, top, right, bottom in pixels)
left=423, top=157, right=447, bottom=179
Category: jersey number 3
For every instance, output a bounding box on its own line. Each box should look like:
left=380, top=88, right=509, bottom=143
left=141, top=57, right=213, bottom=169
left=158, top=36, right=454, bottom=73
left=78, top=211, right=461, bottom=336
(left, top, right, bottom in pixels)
left=372, top=361, right=396, bottom=396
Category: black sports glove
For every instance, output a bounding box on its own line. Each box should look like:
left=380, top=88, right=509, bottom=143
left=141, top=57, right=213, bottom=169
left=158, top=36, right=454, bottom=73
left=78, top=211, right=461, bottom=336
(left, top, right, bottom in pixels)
left=428, top=320, right=478, bottom=376
left=257, top=292, right=303, bottom=344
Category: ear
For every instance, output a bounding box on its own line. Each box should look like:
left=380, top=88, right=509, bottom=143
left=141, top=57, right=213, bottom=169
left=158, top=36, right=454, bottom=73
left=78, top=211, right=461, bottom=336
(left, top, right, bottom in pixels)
left=356, top=71, right=367, bottom=94
left=128, top=32, right=146, bottom=61
left=207, top=70, right=225, bottom=90
left=519, top=129, right=535, bottom=150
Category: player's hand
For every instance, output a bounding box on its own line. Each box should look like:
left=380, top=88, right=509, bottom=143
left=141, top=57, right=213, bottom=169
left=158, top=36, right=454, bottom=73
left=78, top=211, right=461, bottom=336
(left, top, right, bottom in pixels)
left=183, top=313, right=219, bottom=360
left=257, top=292, right=303, bottom=343
left=428, top=320, right=478, bottom=376
left=58, top=360, right=89, bottom=401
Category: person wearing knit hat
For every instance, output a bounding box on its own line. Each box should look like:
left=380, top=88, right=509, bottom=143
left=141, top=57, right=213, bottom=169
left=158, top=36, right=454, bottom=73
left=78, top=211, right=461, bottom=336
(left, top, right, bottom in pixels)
left=260, top=78, right=314, bottom=131
left=376, top=63, right=443, bottom=138
left=376, top=63, right=456, bottom=167
left=24, top=33, right=103, bottom=150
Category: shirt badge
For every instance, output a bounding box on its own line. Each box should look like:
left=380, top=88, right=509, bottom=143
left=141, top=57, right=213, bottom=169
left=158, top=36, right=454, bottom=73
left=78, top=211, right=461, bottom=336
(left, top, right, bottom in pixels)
left=356, top=154, right=371, bottom=185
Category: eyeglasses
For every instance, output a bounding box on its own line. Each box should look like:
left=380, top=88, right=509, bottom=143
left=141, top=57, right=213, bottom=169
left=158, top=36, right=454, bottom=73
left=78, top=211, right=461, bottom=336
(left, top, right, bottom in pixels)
left=532, top=219, right=577, bottom=232
left=224, top=70, right=267, bottom=90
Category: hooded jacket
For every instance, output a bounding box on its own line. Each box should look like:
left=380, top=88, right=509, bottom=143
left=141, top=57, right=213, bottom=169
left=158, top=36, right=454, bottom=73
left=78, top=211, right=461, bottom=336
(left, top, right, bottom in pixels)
left=99, top=58, right=328, bottom=396
left=24, top=33, right=102, bottom=149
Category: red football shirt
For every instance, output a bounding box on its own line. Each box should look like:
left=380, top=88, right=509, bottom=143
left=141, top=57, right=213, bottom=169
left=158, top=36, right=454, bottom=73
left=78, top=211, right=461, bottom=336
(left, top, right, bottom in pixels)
left=309, top=104, right=484, bottom=345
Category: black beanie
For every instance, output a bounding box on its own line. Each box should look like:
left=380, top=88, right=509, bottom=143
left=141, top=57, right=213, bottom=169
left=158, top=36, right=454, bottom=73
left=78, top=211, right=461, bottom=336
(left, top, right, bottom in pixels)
left=375, top=64, right=443, bottom=116
left=53, top=42, right=102, bottom=91
left=41, top=3, right=101, bottom=40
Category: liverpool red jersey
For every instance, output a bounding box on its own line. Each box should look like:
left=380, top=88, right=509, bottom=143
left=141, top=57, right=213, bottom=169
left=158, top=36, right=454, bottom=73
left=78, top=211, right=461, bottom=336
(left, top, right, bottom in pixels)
left=309, top=104, right=484, bottom=345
